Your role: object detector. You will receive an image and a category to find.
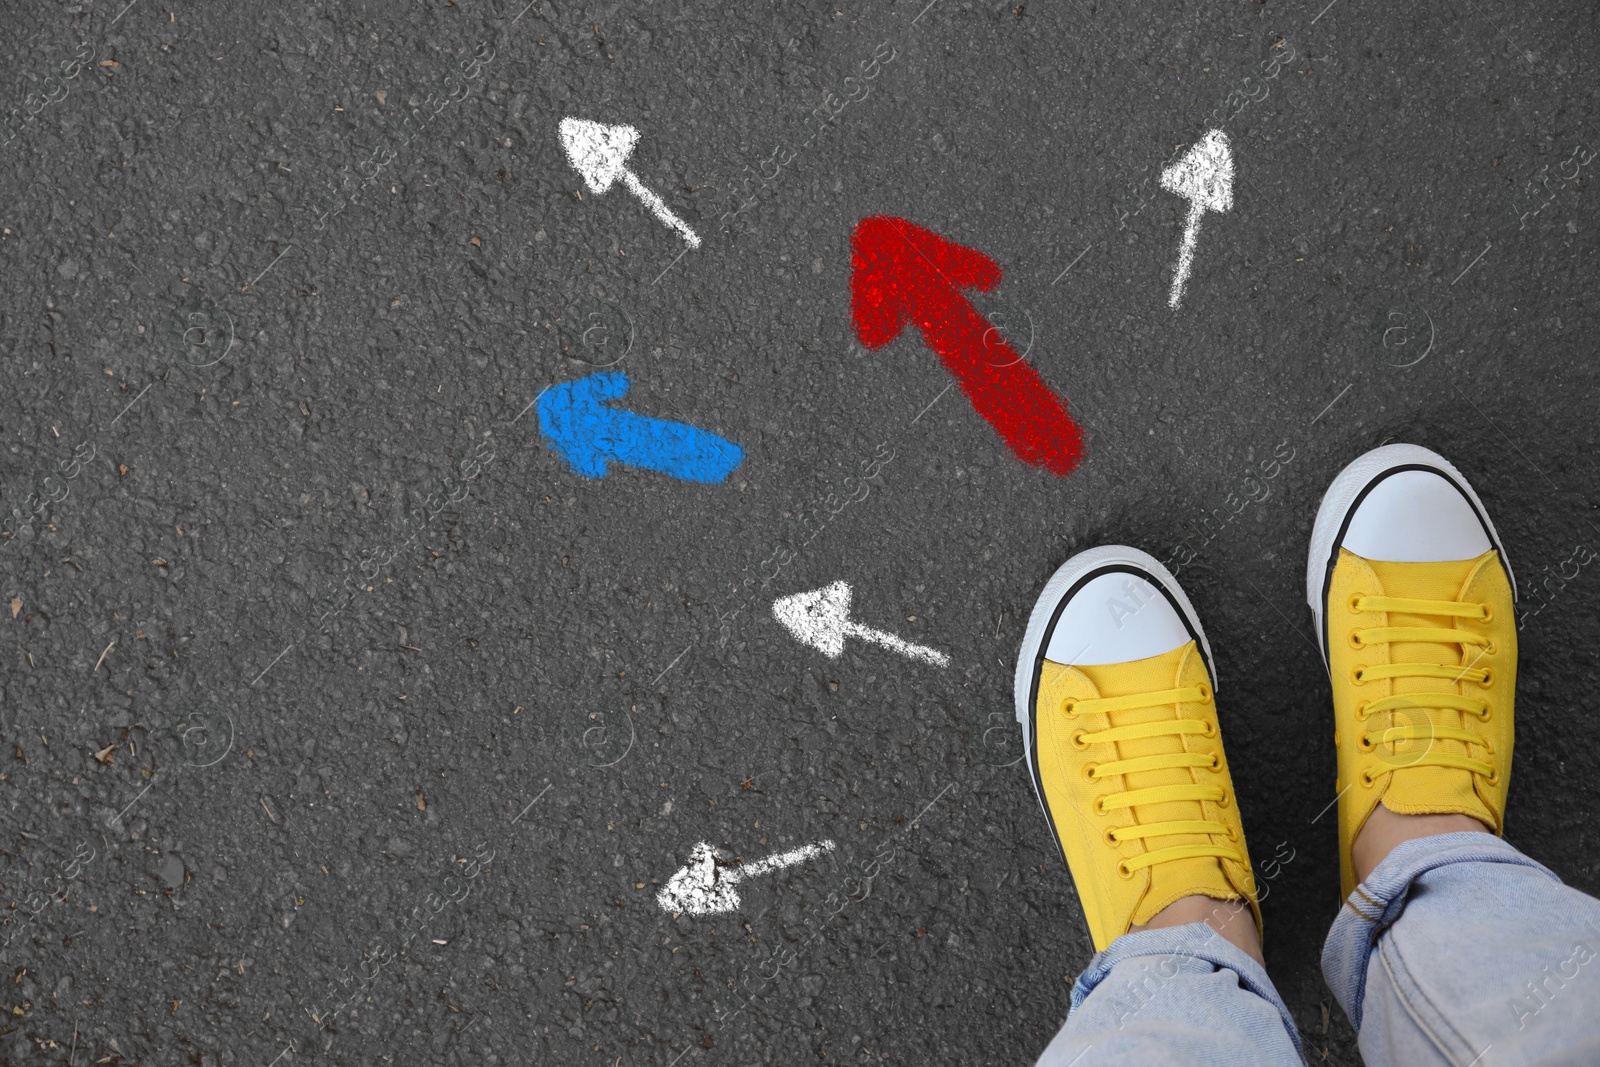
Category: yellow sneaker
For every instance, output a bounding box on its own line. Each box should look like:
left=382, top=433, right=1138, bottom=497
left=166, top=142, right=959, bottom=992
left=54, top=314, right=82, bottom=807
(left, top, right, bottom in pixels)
left=1307, top=444, right=1517, bottom=898
left=1014, top=546, right=1259, bottom=952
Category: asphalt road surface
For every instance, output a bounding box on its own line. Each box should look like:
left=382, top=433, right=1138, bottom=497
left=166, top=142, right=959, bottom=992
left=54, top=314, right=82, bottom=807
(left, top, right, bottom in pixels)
left=3, top=2, right=1598, bottom=1065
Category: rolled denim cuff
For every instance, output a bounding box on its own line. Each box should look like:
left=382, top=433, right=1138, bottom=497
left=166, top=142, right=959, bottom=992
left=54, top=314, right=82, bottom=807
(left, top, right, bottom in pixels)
left=1321, top=831, right=1560, bottom=1030
left=1072, top=921, right=1305, bottom=1057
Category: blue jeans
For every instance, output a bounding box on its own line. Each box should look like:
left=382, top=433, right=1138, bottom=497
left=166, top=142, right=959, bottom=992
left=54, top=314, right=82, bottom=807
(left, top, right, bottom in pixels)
left=1037, top=834, right=1600, bottom=1066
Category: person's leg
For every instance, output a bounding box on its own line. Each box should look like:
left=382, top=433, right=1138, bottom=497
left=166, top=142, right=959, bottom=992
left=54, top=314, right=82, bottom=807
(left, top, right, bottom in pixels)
left=1037, top=909, right=1301, bottom=1066
left=1016, top=547, right=1303, bottom=1066
left=1324, top=827, right=1600, bottom=1066
left=1308, top=444, right=1600, bottom=1064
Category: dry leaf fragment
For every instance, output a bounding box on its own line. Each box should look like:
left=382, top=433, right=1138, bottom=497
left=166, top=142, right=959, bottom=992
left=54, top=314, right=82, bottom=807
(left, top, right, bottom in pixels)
left=417, top=790, right=427, bottom=811
left=469, top=236, right=482, bottom=248
left=9, top=598, right=20, bottom=618
left=93, top=745, right=115, bottom=764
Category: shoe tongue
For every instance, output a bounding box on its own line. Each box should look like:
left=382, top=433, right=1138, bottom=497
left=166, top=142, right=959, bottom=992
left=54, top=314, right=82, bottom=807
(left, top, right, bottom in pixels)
left=1076, top=643, right=1229, bottom=921
left=1363, top=555, right=1493, bottom=824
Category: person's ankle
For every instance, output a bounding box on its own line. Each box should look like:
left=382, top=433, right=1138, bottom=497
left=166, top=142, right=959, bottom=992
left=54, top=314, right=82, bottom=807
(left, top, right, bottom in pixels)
left=1351, top=802, right=1491, bottom=886
left=1128, top=894, right=1263, bottom=968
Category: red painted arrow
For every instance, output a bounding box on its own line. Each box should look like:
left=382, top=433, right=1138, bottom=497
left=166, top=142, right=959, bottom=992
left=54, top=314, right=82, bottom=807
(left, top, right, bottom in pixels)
left=850, top=215, right=1085, bottom=476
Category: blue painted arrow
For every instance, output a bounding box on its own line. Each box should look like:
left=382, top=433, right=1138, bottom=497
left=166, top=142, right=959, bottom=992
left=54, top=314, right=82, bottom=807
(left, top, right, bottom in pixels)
left=536, top=370, right=744, bottom=483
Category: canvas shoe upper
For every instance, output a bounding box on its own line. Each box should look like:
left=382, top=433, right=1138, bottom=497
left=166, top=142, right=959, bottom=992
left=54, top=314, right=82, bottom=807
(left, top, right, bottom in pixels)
left=1306, top=444, right=1517, bottom=898
left=1015, top=546, right=1259, bottom=952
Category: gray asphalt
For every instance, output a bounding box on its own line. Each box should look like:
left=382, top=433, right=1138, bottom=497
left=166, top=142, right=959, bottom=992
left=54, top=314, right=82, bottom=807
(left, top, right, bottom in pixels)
left=2, top=1, right=1598, bottom=1064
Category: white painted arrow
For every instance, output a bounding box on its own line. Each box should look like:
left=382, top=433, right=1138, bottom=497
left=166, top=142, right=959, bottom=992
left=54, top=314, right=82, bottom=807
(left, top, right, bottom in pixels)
left=657, top=840, right=835, bottom=915
left=1159, top=129, right=1233, bottom=308
left=772, top=581, right=949, bottom=667
left=559, top=117, right=701, bottom=248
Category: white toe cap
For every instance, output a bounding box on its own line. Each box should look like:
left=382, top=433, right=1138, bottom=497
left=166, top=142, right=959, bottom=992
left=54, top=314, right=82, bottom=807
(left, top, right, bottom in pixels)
left=1044, top=571, right=1193, bottom=666
left=1342, top=469, right=1492, bottom=562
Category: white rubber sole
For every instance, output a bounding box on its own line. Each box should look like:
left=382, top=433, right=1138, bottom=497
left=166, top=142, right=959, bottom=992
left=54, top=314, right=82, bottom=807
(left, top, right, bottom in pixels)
left=1012, top=545, right=1216, bottom=816
left=1304, top=443, right=1515, bottom=666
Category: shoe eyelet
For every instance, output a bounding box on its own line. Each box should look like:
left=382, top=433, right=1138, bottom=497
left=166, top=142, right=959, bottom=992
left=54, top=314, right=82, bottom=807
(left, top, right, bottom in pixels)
left=1061, top=699, right=1079, bottom=717
left=1483, top=641, right=1496, bottom=655
left=1485, top=768, right=1501, bottom=786
left=1354, top=701, right=1371, bottom=722
left=1479, top=668, right=1494, bottom=688
left=1358, top=734, right=1374, bottom=753
left=1195, top=682, right=1213, bottom=703
left=1216, top=793, right=1231, bottom=808
left=1360, top=769, right=1375, bottom=788
left=1116, top=860, right=1135, bottom=879
left=1348, top=593, right=1366, bottom=613
left=1082, top=763, right=1100, bottom=783
left=1351, top=667, right=1367, bottom=685
left=1225, top=827, right=1239, bottom=842
left=1478, top=704, right=1492, bottom=722
left=1104, top=827, right=1121, bottom=847
left=1208, top=753, right=1222, bottom=772
left=1202, top=719, right=1217, bottom=738
left=1347, top=630, right=1365, bottom=650
left=1070, top=729, right=1090, bottom=750
left=1479, top=603, right=1493, bottom=623
left=1092, top=796, right=1108, bottom=816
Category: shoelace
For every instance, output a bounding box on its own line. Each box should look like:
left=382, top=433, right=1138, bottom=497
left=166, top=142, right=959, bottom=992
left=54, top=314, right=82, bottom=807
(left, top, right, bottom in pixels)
left=1064, top=684, right=1245, bottom=877
left=1348, top=594, right=1497, bottom=787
